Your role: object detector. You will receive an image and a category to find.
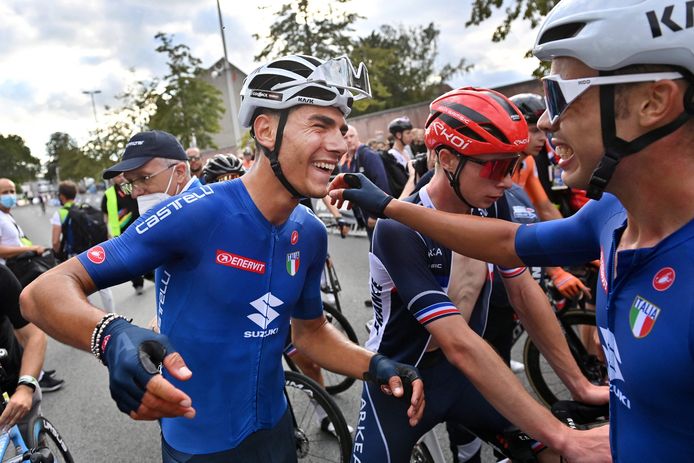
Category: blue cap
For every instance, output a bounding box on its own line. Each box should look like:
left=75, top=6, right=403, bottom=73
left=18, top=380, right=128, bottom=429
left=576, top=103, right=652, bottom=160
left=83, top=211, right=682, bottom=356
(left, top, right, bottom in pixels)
left=102, top=130, right=187, bottom=179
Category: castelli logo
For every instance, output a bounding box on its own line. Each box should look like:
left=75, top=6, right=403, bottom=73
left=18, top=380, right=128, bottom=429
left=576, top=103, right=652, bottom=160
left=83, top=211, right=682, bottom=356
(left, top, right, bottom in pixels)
left=291, top=230, right=299, bottom=245
left=87, top=246, right=106, bottom=264
left=652, top=267, right=675, bottom=291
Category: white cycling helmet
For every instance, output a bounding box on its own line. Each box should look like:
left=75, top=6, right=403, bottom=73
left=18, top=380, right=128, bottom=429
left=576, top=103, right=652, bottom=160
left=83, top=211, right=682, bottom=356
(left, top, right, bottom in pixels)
left=532, top=0, right=694, bottom=199
left=533, top=0, right=694, bottom=75
left=238, top=54, right=371, bottom=128
left=237, top=54, right=371, bottom=198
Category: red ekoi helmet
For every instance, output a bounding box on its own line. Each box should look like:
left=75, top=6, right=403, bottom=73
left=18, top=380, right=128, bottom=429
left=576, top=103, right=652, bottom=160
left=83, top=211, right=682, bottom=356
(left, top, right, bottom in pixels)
left=424, top=87, right=529, bottom=156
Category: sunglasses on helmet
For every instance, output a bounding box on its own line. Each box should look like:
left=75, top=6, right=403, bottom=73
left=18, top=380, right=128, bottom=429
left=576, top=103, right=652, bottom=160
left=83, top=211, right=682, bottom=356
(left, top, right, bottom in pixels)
left=542, top=71, right=683, bottom=125
left=274, top=56, right=372, bottom=100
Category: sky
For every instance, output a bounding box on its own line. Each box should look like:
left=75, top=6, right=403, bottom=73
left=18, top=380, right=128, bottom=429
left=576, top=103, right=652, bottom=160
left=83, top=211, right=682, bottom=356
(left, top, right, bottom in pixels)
left=0, top=0, right=542, bottom=162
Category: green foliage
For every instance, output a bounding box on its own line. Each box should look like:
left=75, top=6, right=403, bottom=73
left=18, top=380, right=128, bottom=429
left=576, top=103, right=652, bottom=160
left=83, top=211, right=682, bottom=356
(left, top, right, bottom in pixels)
left=350, top=24, right=471, bottom=115
left=147, top=33, right=225, bottom=148
left=253, top=1, right=470, bottom=115
left=253, top=0, right=362, bottom=61
left=84, top=32, right=224, bottom=163
left=45, top=132, right=95, bottom=181
left=82, top=76, right=159, bottom=177
left=467, top=0, right=559, bottom=77
left=467, top=0, right=559, bottom=42
left=0, top=135, right=41, bottom=183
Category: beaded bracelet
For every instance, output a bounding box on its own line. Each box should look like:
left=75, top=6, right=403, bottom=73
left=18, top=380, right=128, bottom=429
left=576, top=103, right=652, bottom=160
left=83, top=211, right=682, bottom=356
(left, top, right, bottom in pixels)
left=90, top=313, right=131, bottom=364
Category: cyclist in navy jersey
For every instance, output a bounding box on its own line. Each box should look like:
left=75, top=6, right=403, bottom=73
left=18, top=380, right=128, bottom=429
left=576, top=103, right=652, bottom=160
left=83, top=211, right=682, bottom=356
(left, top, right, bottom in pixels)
left=348, top=88, right=609, bottom=463
left=329, top=1, right=694, bottom=460
left=21, top=55, right=424, bottom=462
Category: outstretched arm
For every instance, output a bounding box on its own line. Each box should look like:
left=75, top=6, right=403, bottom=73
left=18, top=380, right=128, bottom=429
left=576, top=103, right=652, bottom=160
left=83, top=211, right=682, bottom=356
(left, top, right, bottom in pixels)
left=328, top=173, right=524, bottom=267
left=292, top=315, right=425, bottom=427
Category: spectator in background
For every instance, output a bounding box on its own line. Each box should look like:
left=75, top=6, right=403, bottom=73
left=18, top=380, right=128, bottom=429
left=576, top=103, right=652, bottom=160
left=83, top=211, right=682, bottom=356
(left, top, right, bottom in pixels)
left=339, top=125, right=391, bottom=243
left=101, top=174, right=147, bottom=295
left=380, top=118, right=412, bottom=198
left=410, top=128, right=426, bottom=156
left=0, top=178, right=62, bottom=393
left=51, top=181, right=116, bottom=312
left=0, top=178, right=45, bottom=264
left=241, top=147, right=255, bottom=171
left=186, top=147, right=204, bottom=182
left=0, top=264, right=47, bottom=438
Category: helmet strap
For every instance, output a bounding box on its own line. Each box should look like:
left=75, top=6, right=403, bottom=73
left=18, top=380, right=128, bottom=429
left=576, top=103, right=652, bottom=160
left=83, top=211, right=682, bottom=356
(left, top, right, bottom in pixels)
left=444, top=155, right=475, bottom=209
left=258, top=110, right=305, bottom=199
left=587, top=72, right=691, bottom=199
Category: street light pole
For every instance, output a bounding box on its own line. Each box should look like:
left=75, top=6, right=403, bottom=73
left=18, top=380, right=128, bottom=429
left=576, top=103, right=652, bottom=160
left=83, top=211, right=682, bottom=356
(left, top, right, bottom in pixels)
left=82, top=89, right=102, bottom=125
left=216, top=0, right=240, bottom=148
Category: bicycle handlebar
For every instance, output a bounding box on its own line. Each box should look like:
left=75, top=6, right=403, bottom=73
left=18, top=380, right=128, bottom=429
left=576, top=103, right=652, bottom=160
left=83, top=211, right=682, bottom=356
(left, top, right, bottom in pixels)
left=551, top=400, right=609, bottom=429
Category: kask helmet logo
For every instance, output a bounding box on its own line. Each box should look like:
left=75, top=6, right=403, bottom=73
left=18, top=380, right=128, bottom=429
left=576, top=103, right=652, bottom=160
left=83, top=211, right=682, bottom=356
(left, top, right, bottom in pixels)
left=646, top=3, right=694, bottom=38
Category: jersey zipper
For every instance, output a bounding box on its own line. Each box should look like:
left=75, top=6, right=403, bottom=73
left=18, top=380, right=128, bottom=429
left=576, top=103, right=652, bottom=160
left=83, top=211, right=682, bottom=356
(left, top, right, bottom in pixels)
left=255, top=226, right=278, bottom=426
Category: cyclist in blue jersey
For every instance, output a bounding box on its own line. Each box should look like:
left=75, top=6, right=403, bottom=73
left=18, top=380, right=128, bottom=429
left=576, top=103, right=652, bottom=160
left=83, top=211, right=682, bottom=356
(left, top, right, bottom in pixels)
left=20, top=54, right=424, bottom=462
left=348, top=87, right=609, bottom=463
left=329, top=1, right=694, bottom=461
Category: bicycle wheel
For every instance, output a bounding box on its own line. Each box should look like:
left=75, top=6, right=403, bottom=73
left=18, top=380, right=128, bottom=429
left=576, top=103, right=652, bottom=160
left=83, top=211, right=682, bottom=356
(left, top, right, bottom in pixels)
left=28, top=416, right=74, bottom=463
left=285, top=371, right=352, bottom=462
left=322, top=303, right=358, bottom=394
left=523, top=310, right=608, bottom=407
left=323, top=258, right=343, bottom=313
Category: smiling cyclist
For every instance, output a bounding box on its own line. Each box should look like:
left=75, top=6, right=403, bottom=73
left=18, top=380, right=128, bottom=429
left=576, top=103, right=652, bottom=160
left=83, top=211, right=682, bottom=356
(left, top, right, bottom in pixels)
left=21, top=54, right=424, bottom=463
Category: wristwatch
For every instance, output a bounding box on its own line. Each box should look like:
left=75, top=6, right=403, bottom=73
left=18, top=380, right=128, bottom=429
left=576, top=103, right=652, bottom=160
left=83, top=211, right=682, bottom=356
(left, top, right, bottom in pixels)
left=17, top=375, right=39, bottom=392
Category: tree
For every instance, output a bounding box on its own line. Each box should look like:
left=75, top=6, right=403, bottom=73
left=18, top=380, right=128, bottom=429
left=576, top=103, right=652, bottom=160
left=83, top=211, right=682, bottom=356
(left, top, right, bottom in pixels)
left=83, top=76, right=161, bottom=171
left=253, top=0, right=362, bottom=61
left=147, top=33, right=225, bottom=149
left=45, top=132, right=95, bottom=181
left=350, top=24, right=471, bottom=115
left=467, top=0, right=559, bottom=76
left=85, top=33, right=225, bottom=159
left=0, top=135, right=41, bottom=183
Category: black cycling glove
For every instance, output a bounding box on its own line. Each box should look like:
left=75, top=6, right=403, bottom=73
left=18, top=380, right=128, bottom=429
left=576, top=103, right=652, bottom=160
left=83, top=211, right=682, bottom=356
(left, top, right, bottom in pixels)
left=101, top=318, right=174, bottom=415
left=342, top=174, right=393, bottom=219
left=363, top=354, right=421, bottom=402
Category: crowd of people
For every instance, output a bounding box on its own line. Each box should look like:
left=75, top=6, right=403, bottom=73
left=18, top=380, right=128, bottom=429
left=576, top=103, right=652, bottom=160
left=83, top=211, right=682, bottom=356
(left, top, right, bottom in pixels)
left=2, top=0, right=692, bottom=461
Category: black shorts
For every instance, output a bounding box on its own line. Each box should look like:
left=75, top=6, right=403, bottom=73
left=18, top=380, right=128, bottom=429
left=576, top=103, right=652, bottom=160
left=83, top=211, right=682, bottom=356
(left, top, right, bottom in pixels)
left=161, top=408, right=296, bottom=463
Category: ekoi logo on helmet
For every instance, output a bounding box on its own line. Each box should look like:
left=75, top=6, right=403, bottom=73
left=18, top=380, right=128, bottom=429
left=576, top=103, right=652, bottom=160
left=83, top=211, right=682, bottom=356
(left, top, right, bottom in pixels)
left=429, top=121, right=471, bottom=151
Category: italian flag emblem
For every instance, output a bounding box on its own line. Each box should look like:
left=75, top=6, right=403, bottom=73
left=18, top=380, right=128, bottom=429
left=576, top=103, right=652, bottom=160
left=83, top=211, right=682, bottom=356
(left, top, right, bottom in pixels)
left=286, top=251, right=300, bottom=276
left=629, top=296, right=661, bottom=338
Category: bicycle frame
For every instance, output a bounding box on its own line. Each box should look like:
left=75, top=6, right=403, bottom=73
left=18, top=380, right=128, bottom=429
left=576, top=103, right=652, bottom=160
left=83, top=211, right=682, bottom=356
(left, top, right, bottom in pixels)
left=0, top=424, right=31, bottom=463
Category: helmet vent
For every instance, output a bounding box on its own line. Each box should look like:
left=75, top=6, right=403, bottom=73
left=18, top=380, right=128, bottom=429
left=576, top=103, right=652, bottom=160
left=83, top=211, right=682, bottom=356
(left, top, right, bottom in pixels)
left=438, top=113, right=486, bottom=142
left=481, top=91, right=522, bottom=121
left=294, top=86, right=338, bottom=102
left=249, top=74, right=292, bottom=91
left=479, top=123, right=510, bottom=144
left=267, top=59, right=313, bottom=78
left=537, top=22, right=585, bottom=45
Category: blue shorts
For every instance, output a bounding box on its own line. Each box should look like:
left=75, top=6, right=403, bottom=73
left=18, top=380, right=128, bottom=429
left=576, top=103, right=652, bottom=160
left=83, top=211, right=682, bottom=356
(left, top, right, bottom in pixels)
left=162, top=408, right=296, bottom=463
left=352, top=350, right=541, bottom=462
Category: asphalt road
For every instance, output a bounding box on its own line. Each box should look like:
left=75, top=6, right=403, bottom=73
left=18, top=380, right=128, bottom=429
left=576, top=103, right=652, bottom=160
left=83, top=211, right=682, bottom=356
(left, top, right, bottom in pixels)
left=12, top=198, right=537, bottom=462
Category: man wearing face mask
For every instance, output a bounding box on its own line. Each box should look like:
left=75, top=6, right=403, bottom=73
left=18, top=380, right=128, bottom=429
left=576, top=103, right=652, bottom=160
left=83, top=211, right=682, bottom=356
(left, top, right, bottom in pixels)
left=0, top=178, right=46, bottom=264
left=103, top=131, right=197, bottom=215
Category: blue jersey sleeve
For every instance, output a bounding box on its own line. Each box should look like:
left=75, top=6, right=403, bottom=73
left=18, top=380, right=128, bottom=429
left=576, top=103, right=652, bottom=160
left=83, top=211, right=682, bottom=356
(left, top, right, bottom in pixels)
left=514, top=196, right=620, bottom=267
left=291, top=213, right=326, bottom=320
left=373, top=219, right=460, bottom=326
left=77, top=186, right=216, bottom=289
